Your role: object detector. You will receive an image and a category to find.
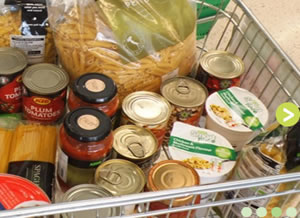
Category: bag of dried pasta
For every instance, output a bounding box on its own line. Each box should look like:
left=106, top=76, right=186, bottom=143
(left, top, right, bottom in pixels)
left=0, top=0, right=56, bottom=64
left=47, top=0, right=196, bottom=101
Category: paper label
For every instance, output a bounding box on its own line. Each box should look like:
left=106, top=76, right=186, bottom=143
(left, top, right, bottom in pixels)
left=10, top=35, right=46, bottom=64
left=168, top=122, right=236, bottom=178
left=217, top=89, right=264, bottom=130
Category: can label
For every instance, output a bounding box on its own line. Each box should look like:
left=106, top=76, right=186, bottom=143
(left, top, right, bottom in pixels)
left=197, top=67, right=241, bottom=94
left=163, top=105, right=203, bottom=146
left=0, top=75, right=22, bottom=113
left=0, top=175, right=50, bottom=210
left=23, top=89, right=66, bottom=123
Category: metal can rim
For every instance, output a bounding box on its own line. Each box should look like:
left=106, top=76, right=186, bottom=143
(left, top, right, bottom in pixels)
left=160, top=76, right=208, bottom=108
left=0, top=47, right=27, bottom=75
left=122, top=91, right=172, bottom=125
left=23, top=63, right=69, bottom=95
left=113, top=125, right=158, bottom=161
left=199, top=50, right=245, bottom=79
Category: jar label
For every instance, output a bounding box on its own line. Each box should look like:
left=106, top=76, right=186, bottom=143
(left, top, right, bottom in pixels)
left=8, top=161, right=55, bottom=199
left=57, top=147, right=112, bottom=184
left=85, top=79, right=106, bottom=93
left=77, top=114, right=100, bottom=130
left=0, top=75, right=22, bottom=113
left=22, top=89, right=66, bottom=123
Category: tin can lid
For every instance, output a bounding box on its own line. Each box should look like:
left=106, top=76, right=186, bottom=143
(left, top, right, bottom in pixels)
left=0, top=47, right=27, bottom=75
left=122, top=91, right=171, bottom=125
left=148, top=160, right=200, bottom=206
left=113, top=125, right=158, bottom=160
left=64, top=107, right=112, bottom=142
left=160, top=77, right=208, bottom=107
left=95, top=159, right=146, bottom=196
left=23, top=63, right=69, bottom=95
left=62, top=184, right=120, bottom=218
left=71, top=73, right=117, bottom=104
left=200, top=50, right=245, bottom=79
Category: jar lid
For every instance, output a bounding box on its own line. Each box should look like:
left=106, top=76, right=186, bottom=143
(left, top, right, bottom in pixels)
left=95, top=159, right=146, bottom=196
left=23, top=63, right=69, bottom=95
left=160, top=77, right=208, bottom=108
left=200, top=50, right=245, bottom=79
left=71, top=73, right=117, bottom=104
left=64, top=107, right=112, bottom=142
left=62, top=184, right=120, bottom=218
left=148, top=160, right=200, bottom=206
left=0, top=47, right=27, bottom=75
left=113, top=125, right=158, bottom=160
left=122, top=91, right=171, bottom=125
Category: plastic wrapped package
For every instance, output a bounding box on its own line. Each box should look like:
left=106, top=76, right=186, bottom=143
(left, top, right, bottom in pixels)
left=0, top=1, right=56, bottom=64
left=47, top=0, right=196, bottom=101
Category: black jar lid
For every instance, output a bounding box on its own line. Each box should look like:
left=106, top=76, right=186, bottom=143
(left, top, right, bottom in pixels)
left=71, top=73, right=117, bottom=104
left=64, top=107, right=112, bottom=142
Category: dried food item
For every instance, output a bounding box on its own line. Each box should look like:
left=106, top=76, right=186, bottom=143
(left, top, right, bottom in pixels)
left=0, top=2, right=56, bottom=64
left=47, top=0, right=196, bottom=101
left=8, top=123, right=57, bottom=199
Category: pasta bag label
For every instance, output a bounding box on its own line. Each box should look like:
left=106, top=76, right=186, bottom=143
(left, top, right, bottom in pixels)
left=22, top=90, right=67, bottom=123
left=0, top=75, right=22, bottom=113
left=5, top=0, right=49, bottom=64
left=8, top=161, right=55, bottom=199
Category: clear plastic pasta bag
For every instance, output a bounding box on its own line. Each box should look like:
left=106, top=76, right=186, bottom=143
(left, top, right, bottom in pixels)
left=0, top=0, right=56, bottom=64
left=47, top=0, right=197, bottom=101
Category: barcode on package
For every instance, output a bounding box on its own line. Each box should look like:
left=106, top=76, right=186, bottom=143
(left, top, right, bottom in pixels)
left=10, top=35, right=45, bottom=64
left=57, top=148, right=68, bottom=183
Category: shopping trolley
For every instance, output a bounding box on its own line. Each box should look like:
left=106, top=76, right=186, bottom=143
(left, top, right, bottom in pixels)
left=0, top=0, right=299, bottom=217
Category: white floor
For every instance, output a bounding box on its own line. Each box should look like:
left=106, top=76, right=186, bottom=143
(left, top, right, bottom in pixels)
left=243, top=0, right=300, bottom=69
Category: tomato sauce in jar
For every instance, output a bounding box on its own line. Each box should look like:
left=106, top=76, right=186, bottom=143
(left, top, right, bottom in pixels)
left=22, top=64, right=69, bottom=124
left=57, top=107, right=113, bottom=191
left=147, top=160, right=200, bottom=218
left=196, top=50, right=245, bottom=95
left=68, top=73, right=119, bottom=127
left=0, top=47, right=27, bottom=113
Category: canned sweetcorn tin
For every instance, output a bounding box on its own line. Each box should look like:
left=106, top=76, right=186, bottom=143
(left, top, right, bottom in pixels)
left=160, top=76, right=208, bottom=146
left=147, top=160, right=200, bottom=218
left=113, top=125, right=158, bottom=175
left=61, top=184, right=121, bottom=218
left=22, top=63, right=69, bottom=123
left=121, top=91, right=171, bottom=159
left=196, top=50, right=245, bottom=94
left=0, top=47, right=27, bottom=113
left=95, top=159, right=146, bottom=215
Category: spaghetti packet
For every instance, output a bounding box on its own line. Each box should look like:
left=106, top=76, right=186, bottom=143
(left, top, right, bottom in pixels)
left=7, top=121, right=57, bottom=200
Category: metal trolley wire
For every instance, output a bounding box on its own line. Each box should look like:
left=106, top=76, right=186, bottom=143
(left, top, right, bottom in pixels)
left=1, top=0, right=300, bottom=217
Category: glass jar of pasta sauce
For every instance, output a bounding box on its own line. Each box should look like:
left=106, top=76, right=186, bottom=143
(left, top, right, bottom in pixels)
left=57, top=107, right=113, bottom=192
left=121, top=91, right=171, bottom=161
left=146, top=160, right=200, bottom=218
left=68, top=73, right=119, bottom=127
left=196, top=50, right=245, bottom=95
left=0, top=47, right=27, bottom=113
left=22, top=64, right=69, bottom=124
left=160, top=77, right=207, bottom=146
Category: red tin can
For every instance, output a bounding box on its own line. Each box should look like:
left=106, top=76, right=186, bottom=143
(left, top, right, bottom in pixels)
left=22, top=63, right=69, bottom=124
left=0, top=47, right=27, bottom=113
left=196, top=50, right=245, bottom=94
